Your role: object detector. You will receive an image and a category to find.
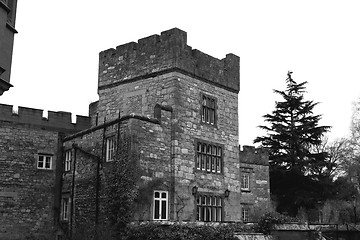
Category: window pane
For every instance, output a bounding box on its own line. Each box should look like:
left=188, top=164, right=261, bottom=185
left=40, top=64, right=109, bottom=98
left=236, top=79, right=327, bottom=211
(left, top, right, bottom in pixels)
left=206, top=207, right=211, bottom=221
left=161, top=200, right=167, bottom=219
left=210, top=99, right=215, bottom=108
left=196, top=154, right=200, bottom=169
left=45, top=157, right=51, bottom=169
left=201, top=155, right=205, bottom=170
left=217, top=208, right=222, bottom=221
left=161, top=192, right=167, bottom=199
left=211, top=157, right=215, bottom=172
left=202, top=107, right=206, bottom=122
left=201, top=206, right=205, bottom=221
left=206, top=156, right=210, bottom=171
left=155, top=192, right=160, bottom=198
left=207, top=145, right=211, bottom=154
left=209, top=109, right=214, bottom=124
left=212, top=146, right=217, bottom=155
left=212, top=207, right=217, bottom=221
left=38, top=156, right=44, bottom=168
left=217, top=147, right=222, bottom=156
left=206, top=196, right=211, bottom=205
left=154, top=200, right=160, bottom=219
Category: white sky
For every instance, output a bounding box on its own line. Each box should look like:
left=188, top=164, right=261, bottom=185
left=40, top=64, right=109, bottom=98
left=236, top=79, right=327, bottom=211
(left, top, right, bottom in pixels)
left=1, top=0, right=360, bottom=146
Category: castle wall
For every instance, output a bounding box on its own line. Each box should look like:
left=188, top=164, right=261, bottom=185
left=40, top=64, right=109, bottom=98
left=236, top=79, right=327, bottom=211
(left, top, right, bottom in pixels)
left=60, top=115, right=172, bottom=235
left=240, top=146, right=270, bottom=218
left=0, top=105, right=90, bottom=240
left=0, top=121, right=59, bottom=240
left=0, top=104, right=91, bottom=132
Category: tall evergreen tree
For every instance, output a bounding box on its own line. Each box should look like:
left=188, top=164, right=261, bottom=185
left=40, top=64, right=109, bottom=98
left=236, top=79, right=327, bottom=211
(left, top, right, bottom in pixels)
left=254, top=71, right=331, bottom=216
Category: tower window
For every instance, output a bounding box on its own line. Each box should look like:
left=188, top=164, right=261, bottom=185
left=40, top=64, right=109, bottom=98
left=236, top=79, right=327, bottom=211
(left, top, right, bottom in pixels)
left=105, top=136, right=116, bottom=162
left=196, top=141, right=223, bottom=173
left=201, top=94, right=216, bottom=125
left=242, top=206, right=250, bottom=222
left=65, top=150, right=71, bottom=172
left=196, top=194, right=223, bottom=222
left=241, top=173, right=250, bottom=191
left=61, top=197, right=70, bottom=221
left=153, top=191, right=168, bottom=220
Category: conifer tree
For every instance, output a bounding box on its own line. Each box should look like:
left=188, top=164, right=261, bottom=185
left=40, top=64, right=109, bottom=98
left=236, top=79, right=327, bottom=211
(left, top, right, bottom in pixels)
left=254, top=71, right=331, bottom=216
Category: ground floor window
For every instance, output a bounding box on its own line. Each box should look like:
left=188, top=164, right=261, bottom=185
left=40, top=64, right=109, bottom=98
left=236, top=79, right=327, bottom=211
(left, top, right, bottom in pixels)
left=196, top=194, right=222, bottom=222
left=153, top=190, right=168, bottom=220
left=242, top=205, right=251, bottom=222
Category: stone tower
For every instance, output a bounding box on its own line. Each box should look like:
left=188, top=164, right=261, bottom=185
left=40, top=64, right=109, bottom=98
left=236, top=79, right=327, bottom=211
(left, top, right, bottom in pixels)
left=92, top=27, right=242, bottom=221
left=59, top=29, right=268, bottom=237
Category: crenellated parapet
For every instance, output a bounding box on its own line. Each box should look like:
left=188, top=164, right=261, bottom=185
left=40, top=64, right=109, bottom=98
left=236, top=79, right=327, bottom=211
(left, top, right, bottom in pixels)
left=0, top=103, right=91, bottom=133
left=98, top=28, right=240, bottom=93
left=239, top=145, right=269, bottom=165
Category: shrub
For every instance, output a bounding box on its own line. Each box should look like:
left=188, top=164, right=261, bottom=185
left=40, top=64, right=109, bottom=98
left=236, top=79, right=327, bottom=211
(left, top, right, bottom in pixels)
left=122, top=222, right=245, bottom=240
left=255, top=212, right=299, bottom=235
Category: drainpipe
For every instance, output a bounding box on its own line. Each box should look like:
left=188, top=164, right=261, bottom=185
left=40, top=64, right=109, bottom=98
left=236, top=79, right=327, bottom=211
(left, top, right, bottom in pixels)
left=70, top=144, right=77, bottom=237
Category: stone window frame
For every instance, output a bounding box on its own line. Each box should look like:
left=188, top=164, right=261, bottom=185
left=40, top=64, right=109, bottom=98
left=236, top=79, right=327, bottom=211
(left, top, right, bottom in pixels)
left=64, top=149, right=72, bottom=172
left=240, top=167, right=253, bottom=192
left=194, top=139, right=224, bottom=174
left=200, top=93, right=218, bottom=127
left=105, top=135, right=116, bottom=162
left=195, top=192, right=224, bottom=222
left=153, top=190, right=168, bottom=221
left=241, top=204, right=252, bottom=222
left=61, top=196, right=70, bottom=222
left=37, top=153, right=53, bottom=170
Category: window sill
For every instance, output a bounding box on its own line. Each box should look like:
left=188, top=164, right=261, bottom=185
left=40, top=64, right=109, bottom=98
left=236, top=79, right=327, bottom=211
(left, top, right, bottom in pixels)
left=194, top=169, right=223, bottom=175
left=200, top=121, right=218, bottom=129
left=241, top=189, right=251, bottom=193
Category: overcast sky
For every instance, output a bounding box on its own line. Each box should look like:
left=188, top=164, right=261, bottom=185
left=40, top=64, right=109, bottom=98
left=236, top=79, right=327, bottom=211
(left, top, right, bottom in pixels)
left=1, top=0, right=360, bottom=146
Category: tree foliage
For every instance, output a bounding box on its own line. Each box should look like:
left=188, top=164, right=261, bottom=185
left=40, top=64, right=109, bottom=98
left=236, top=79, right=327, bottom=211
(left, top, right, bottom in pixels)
left=254, top=71, right=331, bottom=216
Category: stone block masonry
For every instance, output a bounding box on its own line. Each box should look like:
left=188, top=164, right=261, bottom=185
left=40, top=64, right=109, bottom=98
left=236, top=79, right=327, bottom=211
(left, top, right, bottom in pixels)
left=0, top=121, right=59, bottom=239
left=98, top=28, right=240, bottom=93
left=0, top=103, right=91, bottom=133
left=0, top=27, right=270, bottom=239
left=0, top=106, right=90, bottom=240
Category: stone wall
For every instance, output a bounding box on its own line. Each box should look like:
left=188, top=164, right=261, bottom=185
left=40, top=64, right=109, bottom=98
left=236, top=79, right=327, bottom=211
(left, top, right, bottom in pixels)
left=0, top=105, right=90, bottom=240
left=0, top=104, right=90, bottom=132
left=60, top=115, right=171, bottom=235
left=240, top=146, right=270, bottom=218
left=98, top=28, right=239, bottom=93
left=0, top=121, right=59, bottom=239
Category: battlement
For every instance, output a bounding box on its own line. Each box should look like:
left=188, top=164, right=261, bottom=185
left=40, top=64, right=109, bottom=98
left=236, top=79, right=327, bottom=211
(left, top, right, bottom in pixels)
left=239, top=145, right=269, bottom=165
left=0, top=104, right=91, bottom=133
left=98, top=28, right=240, bottom=92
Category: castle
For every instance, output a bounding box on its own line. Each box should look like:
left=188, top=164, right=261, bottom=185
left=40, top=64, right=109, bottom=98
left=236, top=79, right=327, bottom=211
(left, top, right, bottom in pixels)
left=0, top=28, right=270, bottom=239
